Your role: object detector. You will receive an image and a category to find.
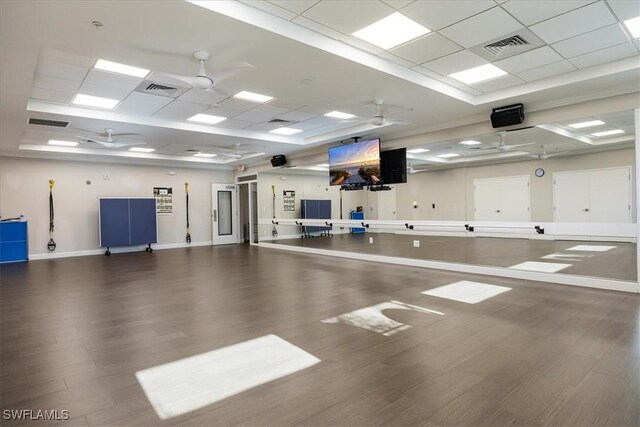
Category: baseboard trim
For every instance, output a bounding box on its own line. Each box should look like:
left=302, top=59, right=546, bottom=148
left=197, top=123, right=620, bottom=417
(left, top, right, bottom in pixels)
left=29, top=241, right=213, bottom=260
left=259, top=242, right=639, bottom=294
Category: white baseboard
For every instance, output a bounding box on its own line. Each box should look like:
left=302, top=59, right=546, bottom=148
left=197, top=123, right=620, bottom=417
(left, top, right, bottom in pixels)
left=29, top=241, right=213, bottom=260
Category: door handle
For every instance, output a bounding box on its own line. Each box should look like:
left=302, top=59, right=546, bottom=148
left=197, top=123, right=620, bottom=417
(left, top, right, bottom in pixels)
left=213, top=209, right=217, bottom=221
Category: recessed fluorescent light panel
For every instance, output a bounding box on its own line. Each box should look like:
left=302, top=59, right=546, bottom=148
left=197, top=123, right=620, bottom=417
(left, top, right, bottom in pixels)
left=316, top=164, right=329, bottom=167
left=128, top=147, right=155, bottom=153
left=187, top=114, right=227, bottom=125
left=353, top=12, right=430, bottom=50
left=449, top=64, right=507, bottom=85
left=48, top=140, right=78, bottom=147
left=459, top=140, right=481, bottom=146
left=592, top=129, right=624, bottom=137
left=568, top=120, right=605, bottom=129
left=233, top=91, right=274, bottom=103
left=324, top=111, right=355, bottom=119
left=94, top=59, right=149, bottom=78
left=72, top=94, right=119, bottom=109
left=270, top=127, right=302, bottom=135
left=193, top=153, right=217, bottom=158
left=407, top=148, right=430, bottom=153
left=624, top=16, right=640, bottom=38
left=437, top=153, right=460, bottom=158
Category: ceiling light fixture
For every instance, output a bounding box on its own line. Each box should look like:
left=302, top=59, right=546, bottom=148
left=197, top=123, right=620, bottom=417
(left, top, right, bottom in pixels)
left=407, top=148, right=430, bottom=153
left=592, top=129, right=624, bottom=137
left=48, top=139, right=78, bottom=147
left=94, top=59, right=150, bottom=78
left=568, top=120, right=605, bottom=129
left=187, top=114, right=227, bottom=125
left=128, top=147, right=155, bottom=153
left=624, top=16, right=640, bottom=38
left=193, top=152, right=217, bottom=158
left=325, top=111, right=355, bottom=119
left=72, top=94, right=119, bottom=109
left=437, top=153, right=460, bottom=158
left=316, top=164, right=329, bottom=167
left=233, top=91, right=274, bottom=103
left=270, top=127, right=302, bottom=135
left=459, top=140, right=482, bottom=146
left=353, top=12, right=430, bottom=49
left=449, top=64, right=507, bottom=85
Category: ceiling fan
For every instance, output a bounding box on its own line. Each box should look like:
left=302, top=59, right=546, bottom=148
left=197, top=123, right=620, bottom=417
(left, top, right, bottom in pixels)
left=75, top=128, right=146, bottom=148
left=339, top=100, right=407, bottom=126
left=468, top=131, right=535, bottom=152
left=526, top=145, right=568, bottom=160
left=159, top=51, right=254, bottom=91
left=215, top=143, right=245, bottom=160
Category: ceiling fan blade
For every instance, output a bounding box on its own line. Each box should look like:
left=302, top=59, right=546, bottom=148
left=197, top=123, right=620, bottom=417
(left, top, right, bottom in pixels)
left=504, top=142, right=536, bottom=149
left=156, top=72, right=200, bottom=87
left=113, top=142, right=146, bottom=148
left=109, top=132, right=141, bottom=137
left=208, top=61, right=255, bottom=82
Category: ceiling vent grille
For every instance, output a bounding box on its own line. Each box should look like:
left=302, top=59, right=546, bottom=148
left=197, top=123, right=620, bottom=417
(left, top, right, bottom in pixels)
left=268, top=118, right=296, bottom=125
left=134, top=81, right=187, bottom=98
left=483, top=35, right=529, bottom=56
left=28, top=118, right=69, bottom=128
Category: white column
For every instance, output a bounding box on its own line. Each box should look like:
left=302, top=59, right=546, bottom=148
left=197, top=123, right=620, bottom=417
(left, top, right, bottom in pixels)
left=635, top=108, right=640, bottom=292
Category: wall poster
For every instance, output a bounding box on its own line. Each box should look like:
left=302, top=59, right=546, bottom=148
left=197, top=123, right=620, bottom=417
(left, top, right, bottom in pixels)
left=283, top=190, right=295, bottom=212
left=153, top=187, right=173, bottom=215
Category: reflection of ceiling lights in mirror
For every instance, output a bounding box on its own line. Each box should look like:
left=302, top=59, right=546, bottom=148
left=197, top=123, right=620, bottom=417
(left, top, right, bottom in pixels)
left=352, top=12, right=430, bottom=50
left=129, top=147, right=155, bottom=153
left=316, top=164, right=329, bottom=167
left=187, top=114, right=227, bottom=125
left=592, top=129, right=624, bottom=137
left=72, top=94, right=119, bottom=109
left=233, top=91, right=274, bottom=103
left=48, top=140, right=77, bottom=147
left=324, top=111, right=355, bottom=119
left=437, top=153, right=460, bottom=158
left=624, top=16, right=640, bottom=38
left=407, top=148, right=430, bottom=153
left=568, top=120, right=605, bottom=129
left=459, top=140, right=481, bottom=146
left=94, top=59, right=149, bottom=78
left=270, top=127, right=302, bottom=135
left=193, top=153, right=217, bottom=158
left=449, top=64, right=507, bottom=84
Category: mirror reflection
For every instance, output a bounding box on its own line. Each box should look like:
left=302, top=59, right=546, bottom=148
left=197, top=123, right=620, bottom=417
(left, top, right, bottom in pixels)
left=259, top=110, right=636, bottom=282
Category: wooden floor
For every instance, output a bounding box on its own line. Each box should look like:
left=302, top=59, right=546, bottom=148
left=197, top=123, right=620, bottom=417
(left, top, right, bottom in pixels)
left=273, top=233, right=637, bottom=281
left=1, top=245, right=638, bottom=426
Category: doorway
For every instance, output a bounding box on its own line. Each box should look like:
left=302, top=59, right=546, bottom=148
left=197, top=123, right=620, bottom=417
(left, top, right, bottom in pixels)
left=211, top=183, right=238, bottom=245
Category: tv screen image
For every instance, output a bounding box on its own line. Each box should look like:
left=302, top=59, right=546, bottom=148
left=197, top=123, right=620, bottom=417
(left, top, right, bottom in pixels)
left=329, top=138, right=381, bottom=186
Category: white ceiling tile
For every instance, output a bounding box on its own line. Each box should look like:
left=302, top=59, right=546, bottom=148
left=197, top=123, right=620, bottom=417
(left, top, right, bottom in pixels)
left=268, top=0, right=319, bottom=15
left=22, top=128, right=54, bottom=141
left=241, top=1, right=297, bottom=20
left=457, top=85, right=485, bottom=95
left=83, top=69, right=142, bottom=92
left=233, top=104, right=290, bottom=122
left=211, top=118, right=254, bottom=130
left=115, top=92, right=173, bottom=116
left=401, top=1, right=495, bottom=31
left=296, top=115, right=337, bottom=128
left=30, top=87, right=75, bottom=104
left=501, top=1, right=595, bottom=26
left=381, top=0, right=415, bottom=10
left=437, top=75, right=472, bottom=89
left=390, top=33, right=463, bottom=64
left=177, top=88, right=227, bottom=105
left=33, top=74, right=81, bottom=93
left=77, top=82, right=132, bottom=100
left=410, top=66, right=443, bottom=78
left=301, top=1, right=394, bottom=35
left=339, top=36, right=386, bottom=55
left=291, top=15, right=345, bottom=39
left=378, top=52, right=417, bottom=67
left=515, top=60, right=577, bottom=81
left=439, top=7, right=524, bottom=48
left=35, top=60, right=89, bottom=82
left=153, top=100, right=207, bottom=120
left=471, top=74, right=525, bottom=92
left=205, top=98, right=257, bottom=117
left=529, top=2, right=617, bottom=44
left=569, top=42, right=639, bottom=68
left=422, top=50, right=487, bottom=75
left=606, top=0, right=640, bottom=21
left=40, top=50, right=96, bottom=68
left=494, top=46, right=564, bottom=73
left=276, top=110, right=317, bottom=122
left=552, top=24, right=631, bottom=58
left=243, top=122, right=284, bottom=132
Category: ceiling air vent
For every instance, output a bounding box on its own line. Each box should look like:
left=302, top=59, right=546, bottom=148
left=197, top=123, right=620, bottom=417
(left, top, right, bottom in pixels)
left=134, top=80, right=188, bottom=99
left=483, top=35, right=529, bottom=56
left=268, top=118, right=295, bottom=125
left=28, top=118, right=69, bottom=128
left=469, top=29, right=544, bottom=61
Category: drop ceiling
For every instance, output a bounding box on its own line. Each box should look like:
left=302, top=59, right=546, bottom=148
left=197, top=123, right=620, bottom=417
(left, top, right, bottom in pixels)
left=0, top=0, right=638, bottom=169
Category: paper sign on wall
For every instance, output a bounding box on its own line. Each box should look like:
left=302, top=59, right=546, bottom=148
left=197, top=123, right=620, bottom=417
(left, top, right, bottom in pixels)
left=283, top=190, right=295, bottom=212
left=153, top=187, right=173, bottom=215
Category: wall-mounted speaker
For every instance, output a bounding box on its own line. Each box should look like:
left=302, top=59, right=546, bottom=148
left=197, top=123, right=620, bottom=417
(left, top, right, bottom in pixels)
left=490, top=103, right=524, bottom=128
left=270, top=155, right=287, bottom=167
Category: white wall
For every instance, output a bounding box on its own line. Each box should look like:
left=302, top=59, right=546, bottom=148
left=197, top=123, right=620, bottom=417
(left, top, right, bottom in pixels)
left=0, top=157, right=233, bottom=256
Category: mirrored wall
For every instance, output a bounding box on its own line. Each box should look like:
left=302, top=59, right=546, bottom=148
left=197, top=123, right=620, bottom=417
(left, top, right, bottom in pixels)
left=258, top=110, right=637, bottom=285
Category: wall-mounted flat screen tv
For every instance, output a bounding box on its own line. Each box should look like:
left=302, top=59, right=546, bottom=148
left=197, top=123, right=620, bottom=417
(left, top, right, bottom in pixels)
left=329, top=138, right=381, bottom=186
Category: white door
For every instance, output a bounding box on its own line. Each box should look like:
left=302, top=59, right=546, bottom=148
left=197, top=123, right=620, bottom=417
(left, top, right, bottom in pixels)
left=554, top=171, right=590, bottom=222
left=377, top=187, right=397, bottom=220
left=211, top=183, right=238, bottom=245
left=589, top=167, right=631, bottom=223
left=499, top=176, right=530, bottom=222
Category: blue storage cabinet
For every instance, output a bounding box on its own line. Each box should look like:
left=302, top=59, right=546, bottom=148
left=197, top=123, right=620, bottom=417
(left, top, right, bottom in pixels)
left=0, top=221, right=28, bottom=263
left=300, top=199, right=332, bottom=237
left=99, top=198, right=157, bottom=255
left=349, top=211, right=365, bottom=234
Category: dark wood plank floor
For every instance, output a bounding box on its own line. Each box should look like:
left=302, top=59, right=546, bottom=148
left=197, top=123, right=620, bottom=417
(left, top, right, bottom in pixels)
left=272, top=233, right=637, bottom=281
left=1, top=245, right=638, bottom=426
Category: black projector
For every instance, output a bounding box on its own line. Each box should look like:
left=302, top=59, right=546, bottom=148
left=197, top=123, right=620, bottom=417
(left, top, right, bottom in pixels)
left=491, top=103, right=525, bottom=128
